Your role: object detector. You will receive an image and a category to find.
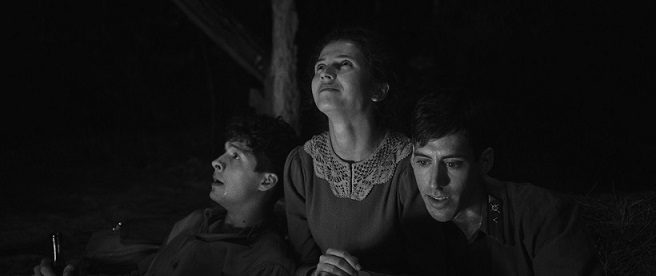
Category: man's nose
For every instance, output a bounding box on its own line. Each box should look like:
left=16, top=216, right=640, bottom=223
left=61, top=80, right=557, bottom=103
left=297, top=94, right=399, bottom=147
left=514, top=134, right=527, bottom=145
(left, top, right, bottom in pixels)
left=211, top=158, right=223, bottom=171
left=428, top=164, right=448, bottom=189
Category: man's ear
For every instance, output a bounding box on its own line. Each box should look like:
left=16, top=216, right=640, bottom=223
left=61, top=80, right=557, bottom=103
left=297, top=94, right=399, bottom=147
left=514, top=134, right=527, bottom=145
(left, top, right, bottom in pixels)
left=372, top=82, right=389, bottom=102
left=258, top=173, right=278, bottom=192
left=478, top=147, right=494, bottom=175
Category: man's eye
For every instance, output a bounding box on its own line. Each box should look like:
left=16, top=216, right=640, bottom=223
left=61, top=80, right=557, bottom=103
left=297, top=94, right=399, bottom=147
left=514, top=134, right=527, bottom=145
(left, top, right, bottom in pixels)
left=315, top=64, right=326, bottom=72
left=232, top=153, right=240, bottom=159
left=445, top=161, right=462, bottom=168
left=341, top=60, right=353, bottom=67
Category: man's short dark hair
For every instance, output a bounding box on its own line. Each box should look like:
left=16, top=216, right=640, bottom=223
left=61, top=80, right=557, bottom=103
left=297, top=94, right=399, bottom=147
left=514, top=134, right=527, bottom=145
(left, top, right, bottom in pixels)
left=411, top=89, right=490, bottom=160
left=225, top=114, right=299, bottom=201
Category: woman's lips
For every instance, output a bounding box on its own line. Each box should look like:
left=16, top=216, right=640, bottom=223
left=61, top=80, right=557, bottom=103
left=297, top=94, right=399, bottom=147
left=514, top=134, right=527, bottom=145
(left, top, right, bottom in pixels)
left=319, top=85, right=339, bottom=92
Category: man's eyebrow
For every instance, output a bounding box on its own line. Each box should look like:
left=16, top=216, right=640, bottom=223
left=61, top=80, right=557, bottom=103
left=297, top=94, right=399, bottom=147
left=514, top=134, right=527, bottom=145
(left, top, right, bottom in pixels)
left=412, top=150, right=468, bottom=159
left=227, top=143, right=253, bottom=154
left=441, top=154, right=468, bottom=159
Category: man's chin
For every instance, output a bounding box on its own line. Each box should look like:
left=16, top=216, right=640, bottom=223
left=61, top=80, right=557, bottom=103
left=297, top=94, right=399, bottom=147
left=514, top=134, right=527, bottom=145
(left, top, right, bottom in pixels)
left=429, top=213, right=452, bottom=222
left=209, top=190, right=224, bottom=204
left=425, top=205, right=453, bottom=222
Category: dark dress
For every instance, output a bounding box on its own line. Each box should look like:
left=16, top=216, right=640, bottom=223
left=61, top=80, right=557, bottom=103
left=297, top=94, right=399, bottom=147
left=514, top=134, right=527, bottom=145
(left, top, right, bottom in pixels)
left=284, top=131, right=433, bottom=275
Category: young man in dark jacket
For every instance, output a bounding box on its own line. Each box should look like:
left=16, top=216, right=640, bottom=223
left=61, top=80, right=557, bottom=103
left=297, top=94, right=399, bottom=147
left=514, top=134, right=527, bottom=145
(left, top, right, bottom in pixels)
left=35, top=114, right=299, bottom=276
left=409, top=91, right=604, bottom=275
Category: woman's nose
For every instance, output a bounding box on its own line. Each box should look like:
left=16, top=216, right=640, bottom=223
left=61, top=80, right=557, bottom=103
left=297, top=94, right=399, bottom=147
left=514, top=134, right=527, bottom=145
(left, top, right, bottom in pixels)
left=320, top=67, right=335, bottom=81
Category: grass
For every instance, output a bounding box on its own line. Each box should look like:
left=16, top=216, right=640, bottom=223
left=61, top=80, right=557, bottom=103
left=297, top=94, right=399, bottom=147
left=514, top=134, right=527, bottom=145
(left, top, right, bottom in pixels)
left=573, top=190, right=656, bottom=275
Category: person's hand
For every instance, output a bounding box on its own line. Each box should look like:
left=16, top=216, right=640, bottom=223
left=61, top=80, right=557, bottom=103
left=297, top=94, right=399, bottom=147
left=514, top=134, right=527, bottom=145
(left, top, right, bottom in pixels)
left=32, top=258, right=75, bottom=276
left=312, top=248, right=362, bottom=276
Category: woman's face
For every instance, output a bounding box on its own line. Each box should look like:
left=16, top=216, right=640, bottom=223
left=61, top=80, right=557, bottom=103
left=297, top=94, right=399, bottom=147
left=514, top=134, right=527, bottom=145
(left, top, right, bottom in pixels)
left=311, top=40, right=375, bottom=116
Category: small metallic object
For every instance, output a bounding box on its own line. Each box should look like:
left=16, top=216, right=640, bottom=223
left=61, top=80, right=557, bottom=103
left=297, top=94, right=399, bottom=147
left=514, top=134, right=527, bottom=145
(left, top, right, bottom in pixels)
left=51, top=232, right=62, bottom=264
left=112, top=221, right=123, bottom=231
left=51, top=232, right=65, bottom=274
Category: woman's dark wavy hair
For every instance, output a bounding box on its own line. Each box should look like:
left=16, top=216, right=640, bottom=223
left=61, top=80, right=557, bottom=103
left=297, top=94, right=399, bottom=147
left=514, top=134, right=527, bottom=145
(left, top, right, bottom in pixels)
left=411, top=89, right=490, bottom=160
left=307, top=27, right=403, bottom=130
left=225, top=114, right=299, bottom=201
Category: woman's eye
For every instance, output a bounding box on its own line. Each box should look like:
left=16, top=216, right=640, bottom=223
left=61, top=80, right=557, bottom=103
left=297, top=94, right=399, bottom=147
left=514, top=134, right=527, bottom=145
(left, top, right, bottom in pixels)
left=232, top=153, right=240, bottom=159
left=415, top=159, right=431, bottom=167
left=315, top=64, right=325, bottom=72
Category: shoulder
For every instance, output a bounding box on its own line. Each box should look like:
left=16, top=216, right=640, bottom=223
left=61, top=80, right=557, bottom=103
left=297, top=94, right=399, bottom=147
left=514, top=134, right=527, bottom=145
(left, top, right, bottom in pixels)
left=185, top=208, right=209, bottom=220
left=384, top=132, right=419, bottom=201
left=284, top=146, right=303, bottom=165
left=172, top=208, right=223, bottom=233
left=387, top=131, right=412, bottom=163
left=493, top=179, right=581, bottom=235
left=165, top=208, right=213, bottom=243
left=384, top=131, right=413, bottom=181
left=302, top=132, right=329, bottom=159
left=488, top=179, right=603, bottom=274
left=284, top=145, right=313, bottom=179
left=505, top=181, right=576, bottom=213
left=286, top=145, right=310, bottom=162
left=254, top=227, right=290, bottom=255
left=174, top=209, right=206, bottom=229
left=284, top=133, right=324, bottom=167
left=246, top=226, right=295, bottom=275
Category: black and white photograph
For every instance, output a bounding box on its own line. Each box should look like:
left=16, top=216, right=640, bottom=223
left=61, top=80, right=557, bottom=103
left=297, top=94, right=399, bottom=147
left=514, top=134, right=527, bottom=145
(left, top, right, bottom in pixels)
left=3, top=0, right=654, bottom=275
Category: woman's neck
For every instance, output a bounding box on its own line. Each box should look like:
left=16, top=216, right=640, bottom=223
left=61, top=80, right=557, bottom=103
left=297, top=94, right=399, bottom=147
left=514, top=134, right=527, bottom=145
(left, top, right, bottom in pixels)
left=327, top=114, right=386, bottom=162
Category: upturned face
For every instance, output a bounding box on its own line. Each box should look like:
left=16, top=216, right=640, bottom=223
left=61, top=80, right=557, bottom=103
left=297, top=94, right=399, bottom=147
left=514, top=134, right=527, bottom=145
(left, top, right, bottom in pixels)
left=210, top=141, right=266, bottom=208
left=311, top=40, right=375, bottom=117
left=411, top=131, right=486, bottom=222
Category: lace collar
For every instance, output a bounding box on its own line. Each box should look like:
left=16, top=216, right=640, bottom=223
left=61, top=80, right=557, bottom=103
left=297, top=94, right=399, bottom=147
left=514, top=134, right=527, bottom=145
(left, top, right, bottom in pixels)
left=304, top=131, right=412, bottom=201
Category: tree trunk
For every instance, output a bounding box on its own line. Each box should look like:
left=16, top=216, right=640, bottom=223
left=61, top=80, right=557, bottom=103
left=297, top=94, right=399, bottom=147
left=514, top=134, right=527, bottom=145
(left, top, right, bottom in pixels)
left=268, top=0, right=300, bottom=133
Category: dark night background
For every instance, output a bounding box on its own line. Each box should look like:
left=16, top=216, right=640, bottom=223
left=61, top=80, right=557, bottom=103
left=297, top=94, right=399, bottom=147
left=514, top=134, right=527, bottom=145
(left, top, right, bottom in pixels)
left=2, top=0, right=655, bottom=274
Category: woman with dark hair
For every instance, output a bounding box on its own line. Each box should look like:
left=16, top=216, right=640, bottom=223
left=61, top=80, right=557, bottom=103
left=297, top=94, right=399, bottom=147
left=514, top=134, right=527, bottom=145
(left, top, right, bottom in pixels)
left=284, top=27, right=429, bottom=276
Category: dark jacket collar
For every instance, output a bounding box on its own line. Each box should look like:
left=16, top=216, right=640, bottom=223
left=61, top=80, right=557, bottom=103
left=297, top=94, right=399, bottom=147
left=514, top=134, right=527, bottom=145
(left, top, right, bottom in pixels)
left=196, top=207, right=278, bottom=244
left=479, top=176, right=514, bottom=246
